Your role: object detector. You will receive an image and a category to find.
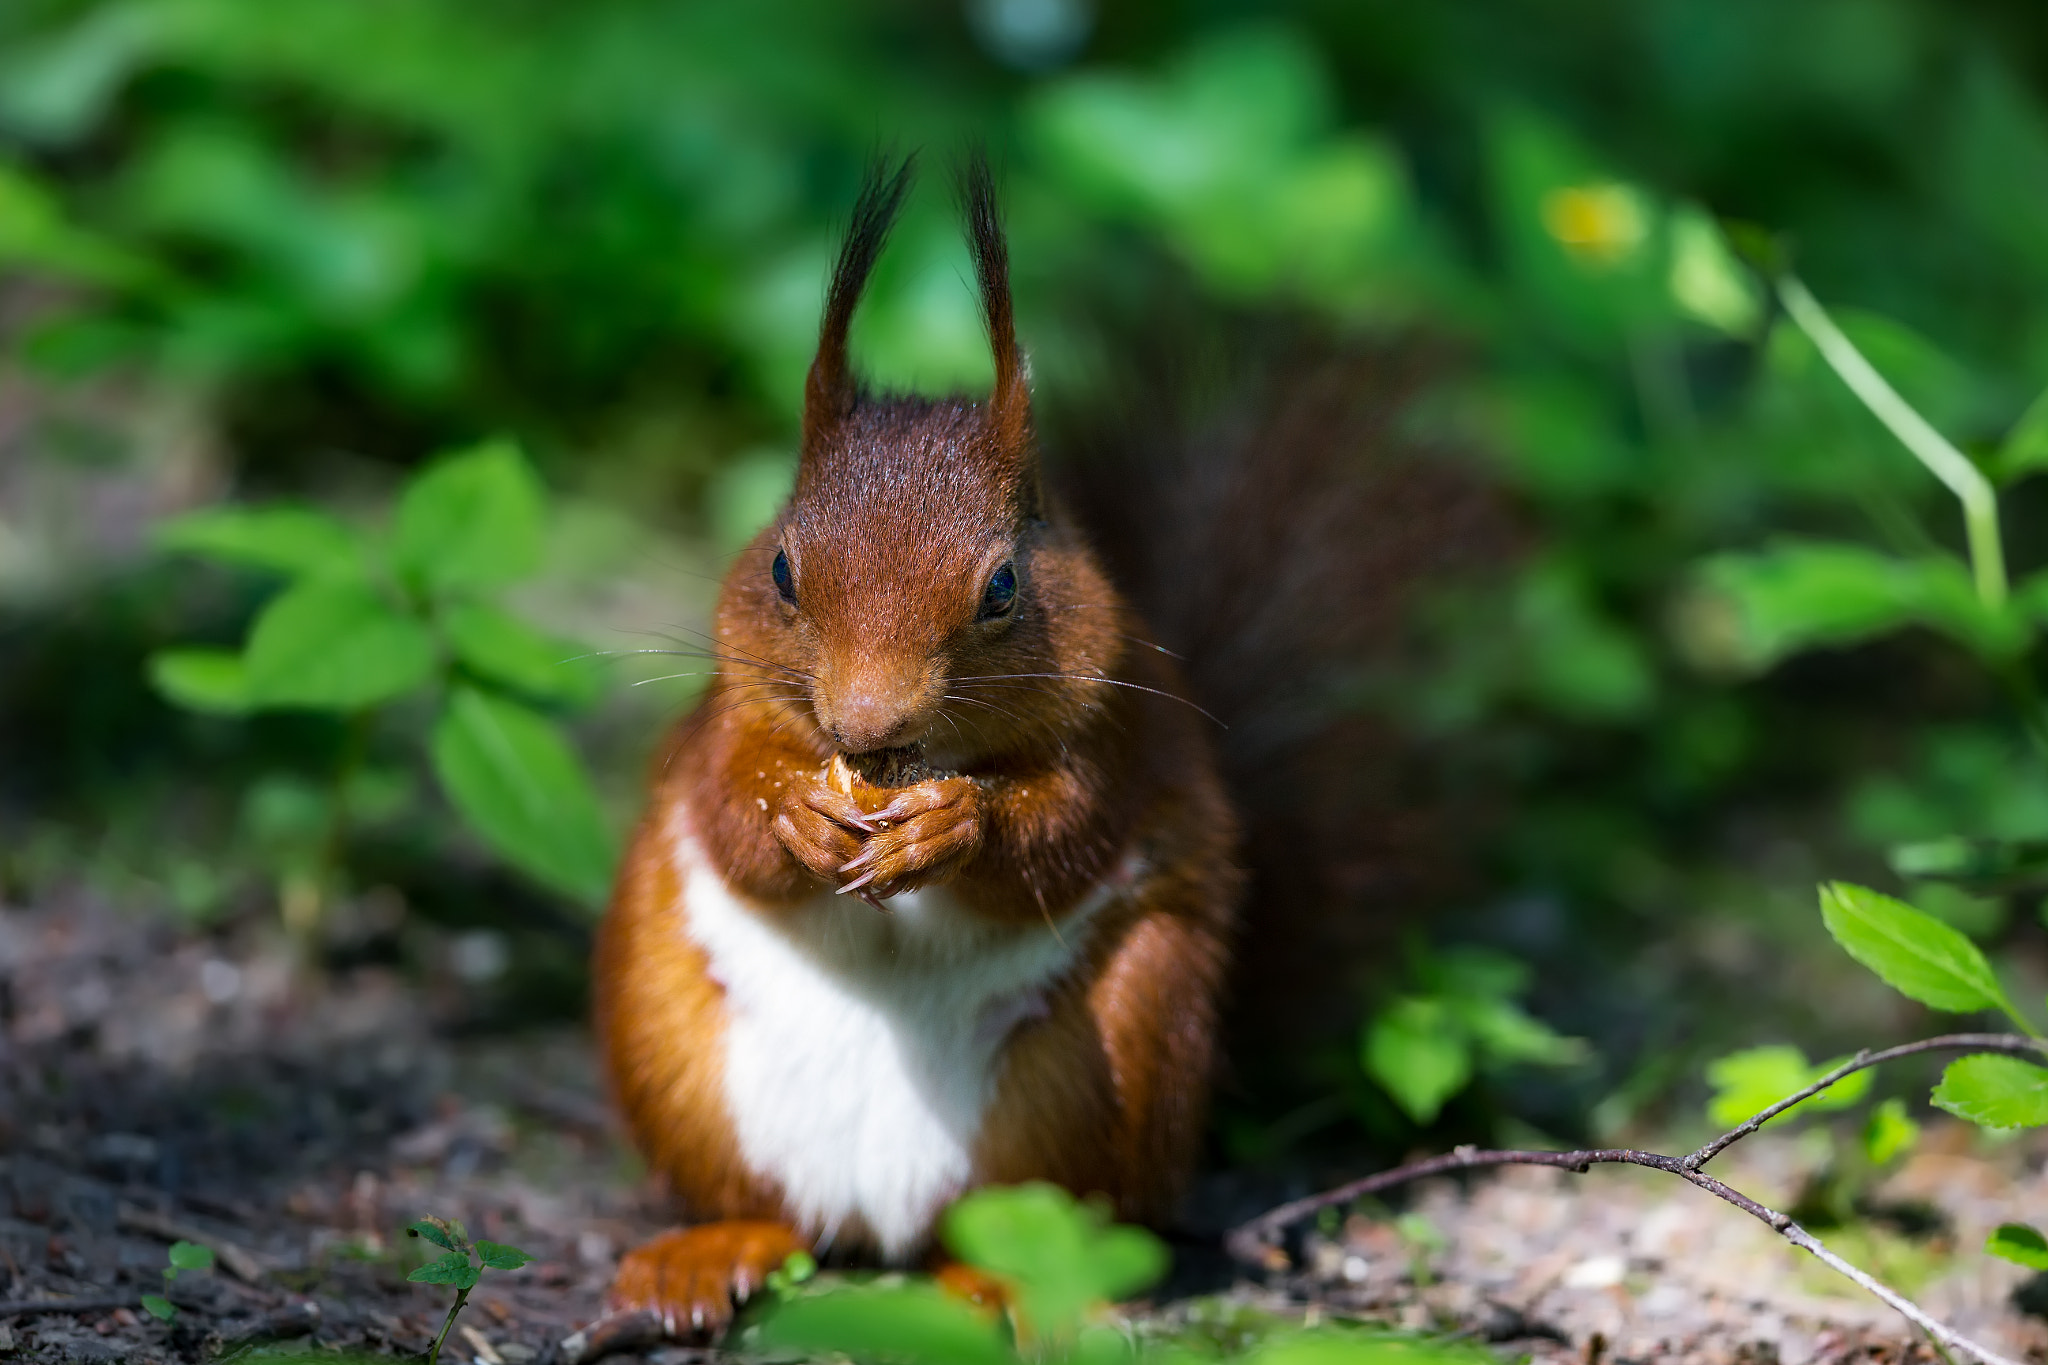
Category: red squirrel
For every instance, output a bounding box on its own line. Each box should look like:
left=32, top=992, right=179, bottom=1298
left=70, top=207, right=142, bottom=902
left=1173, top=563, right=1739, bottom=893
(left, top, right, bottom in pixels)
left=592, top=157, right=1242, bottom=1333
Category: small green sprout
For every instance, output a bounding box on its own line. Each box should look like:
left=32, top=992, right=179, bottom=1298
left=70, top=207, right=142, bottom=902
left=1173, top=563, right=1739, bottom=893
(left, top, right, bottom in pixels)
left=141, top=1240, right=215, bottom=1320
left=763, top=1249, right=817, bottom=1297
left=405, top=1215, right=534, bottom=1365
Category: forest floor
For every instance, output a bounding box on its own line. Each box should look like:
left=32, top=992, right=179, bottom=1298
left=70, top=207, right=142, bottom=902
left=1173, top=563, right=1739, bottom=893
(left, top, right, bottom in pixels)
left=1, top=891, right=2044, bottom=1365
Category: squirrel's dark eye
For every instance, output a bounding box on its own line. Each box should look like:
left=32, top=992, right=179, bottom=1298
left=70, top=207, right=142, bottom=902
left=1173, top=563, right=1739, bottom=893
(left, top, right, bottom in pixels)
left=771, top=550, right=795, bottom=604
left=980, top=562, right=1017, bottom=618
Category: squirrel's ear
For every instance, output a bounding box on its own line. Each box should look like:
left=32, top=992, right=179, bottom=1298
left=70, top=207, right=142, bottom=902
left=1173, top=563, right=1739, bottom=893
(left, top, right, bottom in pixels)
left=962, top=152, right=1039, bottom=512
left=803, top=155, right=916, bottom=456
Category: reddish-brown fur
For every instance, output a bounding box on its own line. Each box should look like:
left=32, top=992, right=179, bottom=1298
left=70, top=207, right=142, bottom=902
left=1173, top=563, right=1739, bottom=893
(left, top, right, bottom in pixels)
left=592, top=157, right=1242, bottom=1328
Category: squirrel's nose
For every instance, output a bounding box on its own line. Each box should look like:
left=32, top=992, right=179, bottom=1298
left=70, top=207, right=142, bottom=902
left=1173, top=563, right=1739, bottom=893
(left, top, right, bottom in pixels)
left=827, top=687, right=919, bottom=753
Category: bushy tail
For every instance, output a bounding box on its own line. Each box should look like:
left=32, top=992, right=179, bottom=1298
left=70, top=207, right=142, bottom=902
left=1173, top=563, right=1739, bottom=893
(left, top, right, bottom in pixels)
left=1046, top=312, right=1512, bottom=1098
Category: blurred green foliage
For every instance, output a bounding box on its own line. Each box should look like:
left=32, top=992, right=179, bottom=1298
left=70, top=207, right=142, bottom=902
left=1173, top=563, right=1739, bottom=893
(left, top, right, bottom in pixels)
left=1362, top=946, right=1587, bottom=1125
left=8, top=0, right=2048, bottom=1152
left=150, top=440, right=615, bottom=916
left=752, top=1184, right=1489, bottom=1365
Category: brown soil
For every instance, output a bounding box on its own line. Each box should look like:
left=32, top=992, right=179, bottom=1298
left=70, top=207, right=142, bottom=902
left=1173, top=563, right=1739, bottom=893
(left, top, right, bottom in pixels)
left=1, top=892, right=2041, bottom=1364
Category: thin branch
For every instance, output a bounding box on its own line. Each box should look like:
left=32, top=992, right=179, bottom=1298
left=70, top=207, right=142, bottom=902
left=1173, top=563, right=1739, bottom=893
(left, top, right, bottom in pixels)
left=0, top=1296, right=141, bottom=1319
left=1685, top=1032, right=2046, bottom=1170
left=117, top=1202, right=267, bottom=1283
left=1228, top=1032, right=2044, bottom=1365
left=1786, top=1229, right=2013, bottom=1365
left=1777, top=275, right=2008, bottom=608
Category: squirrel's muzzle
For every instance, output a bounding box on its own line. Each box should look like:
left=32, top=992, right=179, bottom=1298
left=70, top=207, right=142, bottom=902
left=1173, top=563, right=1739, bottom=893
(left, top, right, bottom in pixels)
left=814, top=655, right=930, bottom=754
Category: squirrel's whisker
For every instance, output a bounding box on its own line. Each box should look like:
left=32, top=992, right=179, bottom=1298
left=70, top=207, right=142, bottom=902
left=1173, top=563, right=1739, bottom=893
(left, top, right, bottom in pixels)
left=940, top=692, right=1075, bottom=759
left=645, top=623, right=817, bottom=682
left=1035, top=604, right=1185, bottom=658
left=945, top=681, right=1132, bottom=739
left=952, top=674, right=1221, bottom=727
left=594, top=644, right=809, bottom=686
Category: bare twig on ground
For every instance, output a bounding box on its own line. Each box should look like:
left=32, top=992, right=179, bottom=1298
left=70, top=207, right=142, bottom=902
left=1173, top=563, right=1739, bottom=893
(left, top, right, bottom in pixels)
left=117, top=1202, right=267, bottom=1283
left=0, top=1296, right=140, bottom=1320
left=1228, top=1032, right=2039, bottom=1365
left=220, top=1301, right=321, bottom=1344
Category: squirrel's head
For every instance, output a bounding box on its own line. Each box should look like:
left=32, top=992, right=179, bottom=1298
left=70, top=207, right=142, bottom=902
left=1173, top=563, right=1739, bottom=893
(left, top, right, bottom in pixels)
left=717, top=154, right=1120, bottom=764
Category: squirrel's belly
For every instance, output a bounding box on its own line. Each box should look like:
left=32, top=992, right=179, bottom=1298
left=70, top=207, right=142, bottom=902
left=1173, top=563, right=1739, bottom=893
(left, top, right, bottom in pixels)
left=666, top=810, right=1126, bottom=1260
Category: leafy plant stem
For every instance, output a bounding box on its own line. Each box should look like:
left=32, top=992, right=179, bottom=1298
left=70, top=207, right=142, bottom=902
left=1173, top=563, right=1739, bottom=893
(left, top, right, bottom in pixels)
left=427, top=1283, right=472, bottom=1365
left=1777, top=275, right=2008, bottom=609
left=2003, top=998, right=2046, bottom=1041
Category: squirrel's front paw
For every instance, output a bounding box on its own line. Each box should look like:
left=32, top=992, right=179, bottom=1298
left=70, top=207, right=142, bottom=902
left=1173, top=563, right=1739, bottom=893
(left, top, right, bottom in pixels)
left=605, top=1221, right=806, bottom=1339
left=837, top=776, right=983, bottom=899
left=770, top=777, right=877, bottom=883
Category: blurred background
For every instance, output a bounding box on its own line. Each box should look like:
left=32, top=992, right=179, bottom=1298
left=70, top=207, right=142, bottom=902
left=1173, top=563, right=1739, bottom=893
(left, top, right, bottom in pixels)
left=6, top=0, right=2048, bottom=1176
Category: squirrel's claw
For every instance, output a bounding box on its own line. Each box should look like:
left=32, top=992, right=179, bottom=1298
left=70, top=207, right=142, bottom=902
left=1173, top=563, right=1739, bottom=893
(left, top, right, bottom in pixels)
left=831, top=865, right=896, bottom=911
left=799, top=784, right=881, bottom=834
left=831, top=777, right=984, bottom=898
left=836, top=865, right=881, bottom=894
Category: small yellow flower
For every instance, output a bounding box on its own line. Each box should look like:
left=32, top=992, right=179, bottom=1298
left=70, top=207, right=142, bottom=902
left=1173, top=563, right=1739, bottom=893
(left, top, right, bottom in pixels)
left=1541, top=183, right=1649, bottom=266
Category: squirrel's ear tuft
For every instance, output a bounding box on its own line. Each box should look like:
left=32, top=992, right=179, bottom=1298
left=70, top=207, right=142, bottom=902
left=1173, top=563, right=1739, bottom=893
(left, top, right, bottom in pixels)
left=961, top=151, right=1039, bottom=512
left=804, top=154, right=917, bottom=454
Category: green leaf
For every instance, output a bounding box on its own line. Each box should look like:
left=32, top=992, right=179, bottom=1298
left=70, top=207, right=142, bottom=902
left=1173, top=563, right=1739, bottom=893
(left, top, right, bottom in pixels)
left=1819, top=881, right=2017, bottom=1018
left=156, top=505, right=366, bottom=580
left=942, top=1183, right=1168, bottom=1337
left=474, top=1240, right=534, bottom=1271
left=406, top=1218, right=460, bottom=1251
left=1420, top=946, right=1529, bottom=1000
left=1667, top=206, right=1760, bottom=335
left=1987, top=1222, right=2048, bottom=1271
left=1364, top=997, right=1472, bottom=1125
left=1888, top=836, right=1983, bottom=882
left=1450, top=995, right=1588, bottom=1069
left=140, top=1294, right=175, bottom=1321
left=1704, top=1045, right=1871, bottom=1128
left=756, top=1282, right=1011, bottom=1365
left=442, top=602, right=600, bottom=706
left=407, top=1250, right=480, bottom=1289
left=430, top=687, right=617, bottom=907
left=394, top=438, right=545, bottom=594
left=148, top=648, right=251, bottom=715
left=1685, top=544, right=2016, bottom=673
left=243, top=581, right=436, bottom=712
left=1931, top=1054, right=2048, bottom=1129
left=1417, top=947, right=1589, bottom=1070
left=1863, top=1097, right=1921, bottom=1166
left=166, top=1241, right=214, bottom=1272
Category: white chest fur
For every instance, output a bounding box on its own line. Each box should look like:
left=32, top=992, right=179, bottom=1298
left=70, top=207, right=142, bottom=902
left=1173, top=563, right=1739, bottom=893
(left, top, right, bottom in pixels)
left=668, top=811, right=1122, bottom=1260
